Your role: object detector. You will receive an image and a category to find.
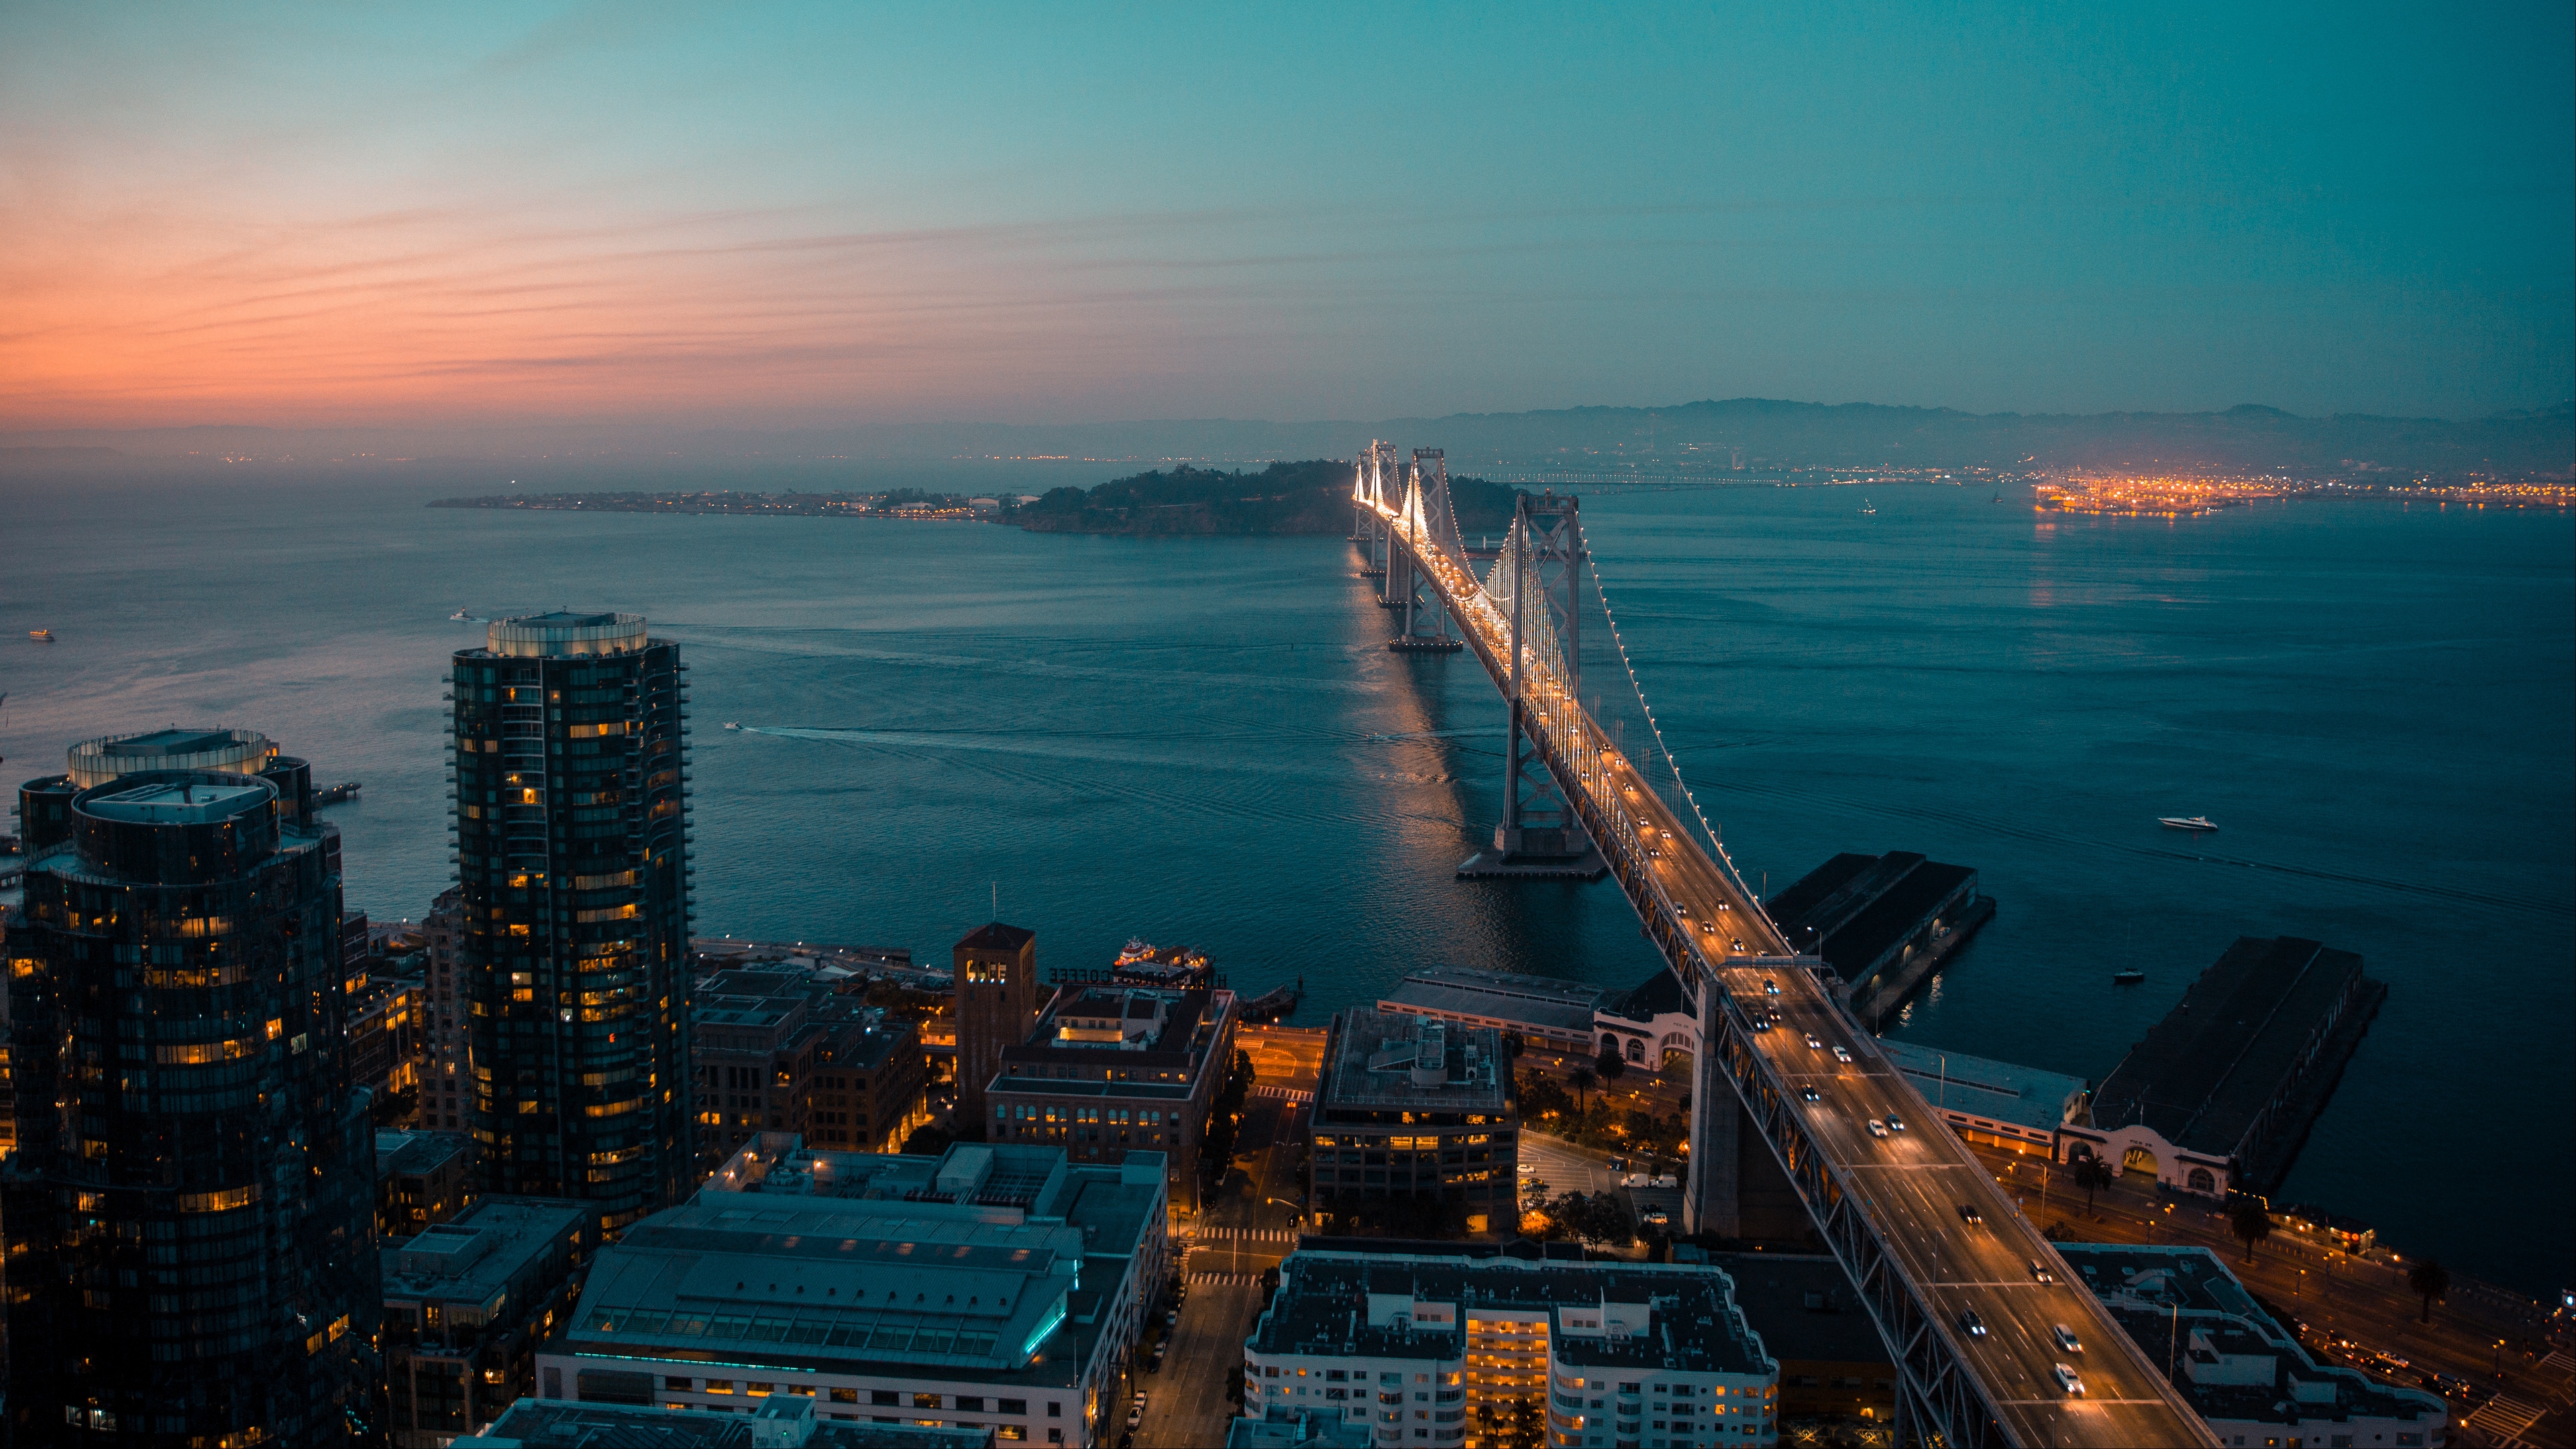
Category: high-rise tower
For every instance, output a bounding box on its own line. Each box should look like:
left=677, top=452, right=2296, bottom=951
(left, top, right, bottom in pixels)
left=952, top=922, right=1039, bottom=1137
left=5, top=760, right=378, bottom=1447
left=447, top=611, right=693, bottom=1228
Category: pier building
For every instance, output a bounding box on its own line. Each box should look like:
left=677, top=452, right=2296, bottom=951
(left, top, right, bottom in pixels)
left=1762, top=851, right=1990, bottom=1028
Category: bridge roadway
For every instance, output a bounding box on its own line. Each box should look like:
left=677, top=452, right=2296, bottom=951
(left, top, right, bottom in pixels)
left=1361, top=491, right=2214, bottom=1447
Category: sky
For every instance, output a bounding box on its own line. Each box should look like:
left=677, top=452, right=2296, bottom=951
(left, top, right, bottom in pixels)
left=2, top=2, right=2569, bottom=432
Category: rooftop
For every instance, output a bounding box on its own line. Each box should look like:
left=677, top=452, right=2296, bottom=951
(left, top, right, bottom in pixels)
left=459, top=1395, right=994, bottom=1448
left=80, top=777, right=272, bottom=825
left=1379, top=967, right=1610, bottom=1037
left=1318, top=1008, right=1509, bottom=1114
left=1876, top=1040, right=2088, bottom=1136
left=1764, top=851, right=1976, bottom=980
left=376, top=1128, right=473, bottom=1179
left=382, top=1197, right=591, bottom=1307
left=1599, top=967, right=1693, bottom=1026
left=482, top=610, right=649, bottom=658
left=555, top=1139, right=1164, bottom=1387
left=2090, top=937, right=2367, bottom=1157
left=957, top=922, right=1036, bottom=952
left=1250, top=1250, right=1774, bottom=1378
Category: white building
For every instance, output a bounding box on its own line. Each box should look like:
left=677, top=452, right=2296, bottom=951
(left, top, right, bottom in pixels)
left=535, top=1138, right=1169, bottom=1448
left=1241, top=1248, right=1778, bottom=1449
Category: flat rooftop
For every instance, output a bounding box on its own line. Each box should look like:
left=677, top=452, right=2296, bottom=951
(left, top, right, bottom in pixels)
left=2091, top=937, right=2366, bottom=1157
left=101, top=729, right=244, bottom=757
left=1249, top=1251, right=1774, bottom=1378
left=462, top=1397, right=994, bottom=1448
left=1765, top=851, right=1976, bottom=981
left=1379, top=967, right=1609, bottom=1037
left=82, top=778, right=270, bottom=824
left=1318, top=1007, right=1509, bottom=1115
left=1876, top=1040, right=2087, bottom=1136
left=382, top=1197, right=590, bottom=1306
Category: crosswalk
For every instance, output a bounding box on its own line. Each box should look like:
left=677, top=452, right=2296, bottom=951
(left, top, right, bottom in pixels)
left=2465, top=1392, right=2546, bottom=1443
left=1252, top=1085, right=1313, bottom=1102
left=1188, top=1272, right=1260, bottom=1285
left=1189, top=1228, right=1299, bottom=1244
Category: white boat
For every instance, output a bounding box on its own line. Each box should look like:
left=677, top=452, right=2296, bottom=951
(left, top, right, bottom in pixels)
left=722, top=721, right=742, bottom=730
left=2157, top=815, right=2217, bottom=832
left=1860, top=499, right=1877, bottom=515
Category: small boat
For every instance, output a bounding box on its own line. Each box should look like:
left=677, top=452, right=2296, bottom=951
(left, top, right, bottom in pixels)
left=722, top=721, right=742, bottom=730
left=315, top=782, right=362, bottom=806
left=1860, top=499, right=1877, bottom=515
left=449, top=609, right=471, bottom=621
left=2112, top=969, right=2147, bottom=985
left=2157, top=816, right=2218, bottom=832
left=27, top=629, right=53, bottom=642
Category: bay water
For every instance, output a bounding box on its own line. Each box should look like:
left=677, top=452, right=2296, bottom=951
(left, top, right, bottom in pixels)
left=1, top=467, right=2566, bottom=1293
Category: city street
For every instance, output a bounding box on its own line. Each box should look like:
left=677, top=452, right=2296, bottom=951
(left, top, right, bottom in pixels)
left=1134, top=1025, right=1327, bottom=1448
left=1966, top=1140, right=2576, bottom=1442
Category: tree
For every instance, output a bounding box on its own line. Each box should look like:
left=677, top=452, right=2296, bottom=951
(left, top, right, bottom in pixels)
left=1515, top=1069, right=1571, bottom=1121
left=1570, top=1066, right=1597, bottom=1116
left=2072, top=1154, right=2104, bottom=1212
left=1501, top=1030, right=1526, bottom=1061
left=2230, top=1199, right=2273, bottom=1263
left=1596, top=1044, right=1627, bottom=1086
left=1571, top=1192, right=1635, bottom=1253
left=2408, top=1258, right=2451, bottom=1324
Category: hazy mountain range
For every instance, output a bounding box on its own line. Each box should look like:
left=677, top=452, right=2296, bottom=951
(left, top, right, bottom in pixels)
left=6, top=398, right=2569, bottom=476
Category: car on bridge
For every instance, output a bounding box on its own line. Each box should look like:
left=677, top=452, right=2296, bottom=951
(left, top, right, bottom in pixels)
left=1804, top=1034, right=1824, bottom=1049
left=2052, top=1364, right=2086, bottom=1396
left=2030, top=1260, right=2056, bottom=1284
left=1956, top=1203, right=1984, bottom=1224
left=1958, top=1309, right=1987, bottom=1338
left=1832, top=1045, right=1854, bottom=1063
left=2052, top=1324, right=2082, bottom=1353
left=1866, top=1119, right=1889, bottom=1138
left=1885, top=1115, right=1906, bottom=1132
left=1799, top=1087, right=1821, bottom=1102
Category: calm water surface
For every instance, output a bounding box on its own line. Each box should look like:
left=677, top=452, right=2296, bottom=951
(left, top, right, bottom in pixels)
left=1, top=470, right=2567, bottom=1293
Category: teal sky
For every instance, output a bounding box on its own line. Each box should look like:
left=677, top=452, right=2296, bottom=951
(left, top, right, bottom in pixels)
left=3, top=2, right=2569, bottom=428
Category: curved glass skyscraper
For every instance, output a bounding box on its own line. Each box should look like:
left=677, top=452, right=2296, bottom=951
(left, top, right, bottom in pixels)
left=447, top=611, right=694, bottom=1228
left=5, top=761, right=378, bottom=1446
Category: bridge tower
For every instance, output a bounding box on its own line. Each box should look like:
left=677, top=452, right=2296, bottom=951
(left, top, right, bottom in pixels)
left=1387, top=451, right=1462, bottom=651
left=1458, top=491, right=1605, bottom=879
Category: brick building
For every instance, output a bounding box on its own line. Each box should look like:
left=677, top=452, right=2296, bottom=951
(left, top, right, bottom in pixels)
left=986, top=983, right=1238, bottom=1211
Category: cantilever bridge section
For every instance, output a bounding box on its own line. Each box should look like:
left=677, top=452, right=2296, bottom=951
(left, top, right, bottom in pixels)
left=1346, top=451, right=2216, bottom=1449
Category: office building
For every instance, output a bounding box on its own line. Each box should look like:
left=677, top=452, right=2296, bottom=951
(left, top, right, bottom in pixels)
left=2057, top=1244, right=2447, bottom=1448
left=449, top=610, right=694, bottom=1228
left=1241, top=1248, right=1778, bottom=1449
left=537, top=1136, right=1171, bottom=1448
left=378, top=1128, right=476, bottom=1239
left=421, top=884, right=471, bottom=1130
left=694, top=964, right=928, bottom=1173
left=384, top=1195, right=598, bottom=1447
left=955, top=922, right=1042, bottom=1138
left=458, top=1396, right=998, bottom=1448
left=987, top=981, right=1238, bottom=1210
left=1311, top=1008, right=1517, bottom=1230
left=5, top=755, right=379, bottom=1446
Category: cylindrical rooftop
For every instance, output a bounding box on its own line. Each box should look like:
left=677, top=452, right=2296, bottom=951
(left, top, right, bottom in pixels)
left=66, top=727, right=276, bottom=790
left=486, top=610, right=649, bottom=657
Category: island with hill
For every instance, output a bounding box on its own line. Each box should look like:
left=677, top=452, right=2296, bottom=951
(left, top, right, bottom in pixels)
left=1012, top=460, right=1523, bottom=536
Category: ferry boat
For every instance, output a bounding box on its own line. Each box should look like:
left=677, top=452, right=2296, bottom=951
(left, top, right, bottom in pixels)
left=315, top=782, right=362, bottom=806
left=722, top=721, right=742, bottom=730
left=26, top=629, right=53, bottom=642
left=2112, top=969, right=2147, bottom=985
left=2157, top=815, right=2218, bottom=832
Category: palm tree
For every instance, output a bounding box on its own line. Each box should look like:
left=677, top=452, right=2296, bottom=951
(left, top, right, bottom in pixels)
left=2073, top=1154, right=2104, bottom=1212
left=2229, top=1198, right=2273, bottom=1263
left=1570, top=1065, right=1597, bottom=1118
left=2407, top=1258, right=2451, bottom=1324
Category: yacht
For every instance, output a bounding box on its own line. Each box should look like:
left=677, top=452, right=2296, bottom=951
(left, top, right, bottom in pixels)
left=26, top=629, right=53, bottom=642
left=2112, top=969, right=2147, bottom=985
left=1860, top=499, right=1877, bottom=515
left=2157, top=815, right=2217, bottom=832
left=722, top=721, right=742, bottom=730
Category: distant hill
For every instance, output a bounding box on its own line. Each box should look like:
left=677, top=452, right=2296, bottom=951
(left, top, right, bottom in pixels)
left=1013, top=462, right=1523, bottom=536
left=5, top=399, right=2566, bottom=476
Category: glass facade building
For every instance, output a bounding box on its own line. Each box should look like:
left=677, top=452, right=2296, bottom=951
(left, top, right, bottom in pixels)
left=447, top=611, right=693, bottom=1228
left=5, top=764, right=380, bottom=1446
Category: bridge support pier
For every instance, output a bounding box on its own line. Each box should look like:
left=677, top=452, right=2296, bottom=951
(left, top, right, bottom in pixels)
left=1685, top=980, right=1815, bottom=1242
left=1459, top=492, right=1603, bottom=878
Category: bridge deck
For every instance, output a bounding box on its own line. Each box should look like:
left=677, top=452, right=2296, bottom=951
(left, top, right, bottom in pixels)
left=1359, top=495, right=2214, bottom=1448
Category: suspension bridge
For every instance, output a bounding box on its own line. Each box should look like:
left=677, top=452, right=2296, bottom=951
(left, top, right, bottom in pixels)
left=1346, top=443, right=2215, bottom=1449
